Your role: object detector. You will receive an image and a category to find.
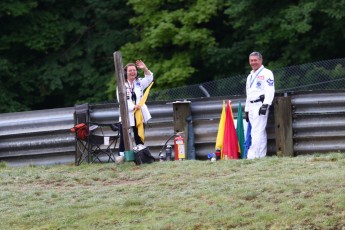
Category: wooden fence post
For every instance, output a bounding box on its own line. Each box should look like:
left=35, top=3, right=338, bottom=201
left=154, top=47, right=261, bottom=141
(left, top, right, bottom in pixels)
left=274, top=96, right=294, bottom=157
left=113, top=51, right=131, bottom=151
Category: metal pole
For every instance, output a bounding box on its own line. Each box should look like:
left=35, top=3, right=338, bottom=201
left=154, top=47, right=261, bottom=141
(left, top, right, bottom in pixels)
left=113, top=51, right=131, bottom=151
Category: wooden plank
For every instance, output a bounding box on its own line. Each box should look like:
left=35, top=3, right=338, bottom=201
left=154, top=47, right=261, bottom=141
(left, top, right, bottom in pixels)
left=274, top=96, right=294, bottom=156
left=113, top=51, right=131, bottom=151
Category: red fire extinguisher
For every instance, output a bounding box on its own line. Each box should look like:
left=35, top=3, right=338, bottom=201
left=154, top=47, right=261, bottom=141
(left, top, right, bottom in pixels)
left=174, top=133, right=185, bottom=160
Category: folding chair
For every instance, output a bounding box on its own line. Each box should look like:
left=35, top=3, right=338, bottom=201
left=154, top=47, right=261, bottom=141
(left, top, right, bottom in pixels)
left=71, top=103, right=121, bottom=165
left=72, top=103, right=91, bottom=165
left=88, top=122, right=120, bottom=163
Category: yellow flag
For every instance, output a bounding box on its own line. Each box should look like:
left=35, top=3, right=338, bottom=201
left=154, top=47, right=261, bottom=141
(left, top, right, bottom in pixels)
left=134, top=82, right=154, bottom=143
left=215, top=100, right=226, bottom=159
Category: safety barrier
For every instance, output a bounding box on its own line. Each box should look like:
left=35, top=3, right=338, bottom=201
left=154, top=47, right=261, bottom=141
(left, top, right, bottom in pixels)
left=0, top=90, right=345, bottom=166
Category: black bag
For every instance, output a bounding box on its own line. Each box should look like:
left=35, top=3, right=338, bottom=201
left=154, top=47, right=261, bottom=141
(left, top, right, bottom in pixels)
left=133, top=144, right=155, bottom=165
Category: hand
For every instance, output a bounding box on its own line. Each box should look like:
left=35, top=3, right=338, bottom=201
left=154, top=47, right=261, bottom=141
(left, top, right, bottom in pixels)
left=134, top=105, right=141, bottom=110
left=245, top=112, right=249, bottom=123
left=136, top=60, right=147, bottom=70
left=258, top=104, right=269, bottom=115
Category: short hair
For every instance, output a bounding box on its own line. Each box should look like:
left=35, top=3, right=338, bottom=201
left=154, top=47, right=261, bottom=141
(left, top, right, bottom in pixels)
left=249, top=51, right=263, bottom=59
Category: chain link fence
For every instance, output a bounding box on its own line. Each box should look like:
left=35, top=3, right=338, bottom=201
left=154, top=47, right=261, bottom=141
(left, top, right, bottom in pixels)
left=148, top=58, right=345, bottom=101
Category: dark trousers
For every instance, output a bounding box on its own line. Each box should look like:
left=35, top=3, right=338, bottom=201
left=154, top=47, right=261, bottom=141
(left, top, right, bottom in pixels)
left=118, top=123, right=144, bottom=154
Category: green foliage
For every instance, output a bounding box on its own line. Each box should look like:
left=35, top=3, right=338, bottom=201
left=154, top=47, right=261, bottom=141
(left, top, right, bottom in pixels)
left=0, top=0, right=134, bottom=112
left=0, top=1, right=37, bottom=17
left=120, top=0, right=220, bottom=90
left=211, top=0, right=345, bottom=76
left=1, top=0, right=345, bottom=112
left=273, top=60, right=345, bottom=92
left=0, top=58, right=28, bottom=112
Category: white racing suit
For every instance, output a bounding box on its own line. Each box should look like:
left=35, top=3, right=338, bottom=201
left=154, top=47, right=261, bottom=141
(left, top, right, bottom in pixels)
left=117, top=71, right=153, bottom=126
left=245, top=65, right=275, bottom=159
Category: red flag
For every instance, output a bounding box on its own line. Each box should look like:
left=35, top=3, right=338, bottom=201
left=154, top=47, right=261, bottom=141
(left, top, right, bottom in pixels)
left=222, top=100, right=239, bottom=159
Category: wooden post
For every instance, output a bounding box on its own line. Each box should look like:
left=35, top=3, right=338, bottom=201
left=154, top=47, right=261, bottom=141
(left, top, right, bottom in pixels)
left=113, top=51, right=131, bottom=151
left=173, top=101, right=191, bottom=157
left=274, top=96, right=294, bottom=157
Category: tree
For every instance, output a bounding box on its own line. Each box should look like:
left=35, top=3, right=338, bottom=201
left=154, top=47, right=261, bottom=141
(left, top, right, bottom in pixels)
left=208, top=0, right=345, bottom=78
left=119, top=0, right=223, bottom=90
left=0, top=0, right=135, bottom=112
left=1, top=0, right=345, bottom=112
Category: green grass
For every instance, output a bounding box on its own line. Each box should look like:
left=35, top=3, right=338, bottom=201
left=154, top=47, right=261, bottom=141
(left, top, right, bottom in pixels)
left=1, top=153, right=345, bottom=229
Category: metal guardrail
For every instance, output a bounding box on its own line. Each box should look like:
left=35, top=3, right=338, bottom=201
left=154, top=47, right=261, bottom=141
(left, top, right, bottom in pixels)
left=290, top=90, right=345, bottom=154
left=0, top=90, right=345, bottom=166
left=0, top=107, right=76, bottom=166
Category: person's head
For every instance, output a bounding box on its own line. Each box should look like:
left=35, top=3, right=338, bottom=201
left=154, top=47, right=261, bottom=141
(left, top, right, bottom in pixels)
left=249, top=51, right=263, bottom=71
left=124, top=63, right=139, bottom=81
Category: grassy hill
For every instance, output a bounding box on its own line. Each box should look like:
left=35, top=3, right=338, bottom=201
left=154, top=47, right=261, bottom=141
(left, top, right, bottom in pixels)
left=0, top=153, right=345, bottom=229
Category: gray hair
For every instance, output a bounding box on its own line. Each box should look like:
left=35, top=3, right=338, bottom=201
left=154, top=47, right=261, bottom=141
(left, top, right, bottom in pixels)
left=249, top=51, right=263, bottom=59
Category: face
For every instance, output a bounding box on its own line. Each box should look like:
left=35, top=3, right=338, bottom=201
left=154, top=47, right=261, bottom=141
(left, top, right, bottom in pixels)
left=126, top=65, right=137, bottom=80
left=249, top=55, right=263, bottom=71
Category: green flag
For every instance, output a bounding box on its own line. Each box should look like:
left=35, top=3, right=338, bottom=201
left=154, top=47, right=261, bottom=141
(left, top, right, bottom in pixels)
left=236, top=101, right=245, bottom=158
